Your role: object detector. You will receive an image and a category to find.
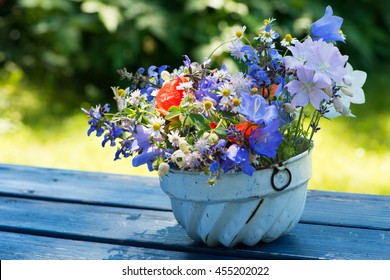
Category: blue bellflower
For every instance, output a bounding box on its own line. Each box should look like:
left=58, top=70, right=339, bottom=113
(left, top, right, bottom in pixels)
left=130, top=125, right=152, bottom=151
left=248, top=120, right=282, bottom=158
left=222, top=144, right=255, bottom=176
left=239, top=92, right=279, bottom=125
left=132, top=147, right=163, bottom=171
left=102, top=122, right=124, bottom=147
left=311, top=6, right=345, bottom=43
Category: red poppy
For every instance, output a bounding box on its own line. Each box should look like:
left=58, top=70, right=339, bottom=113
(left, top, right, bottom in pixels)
left=228, top=121, right=258, bottom=143
left=155, top=76, right=188, bottom=116
left=235, top=121, right=258, bottom=138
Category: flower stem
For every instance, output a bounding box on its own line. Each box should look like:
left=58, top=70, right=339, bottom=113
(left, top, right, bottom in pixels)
left=308, top=110, right=321, bottom=143
left=207, top=39, right=235, bottom=60
left=292, top=107, right=304, bottom=145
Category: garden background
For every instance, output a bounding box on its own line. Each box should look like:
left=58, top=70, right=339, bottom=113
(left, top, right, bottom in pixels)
left=1, top=0, right=389, bottom=194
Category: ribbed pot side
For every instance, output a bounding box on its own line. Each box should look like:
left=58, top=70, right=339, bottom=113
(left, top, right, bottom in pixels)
left=160, top=149, right=312, bottom=247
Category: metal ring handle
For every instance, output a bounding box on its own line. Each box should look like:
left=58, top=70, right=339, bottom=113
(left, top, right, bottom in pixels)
left=271, top=166, right=292, bottom=191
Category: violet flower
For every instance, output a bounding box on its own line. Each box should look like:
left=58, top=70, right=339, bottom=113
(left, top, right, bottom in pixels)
left=311, top=6, right=345, bottom=43
left=222, top=144, right=255, bottom=176
left=239, top=92, right=279, bottom=125
left=248, top=120, right=282, bottom=158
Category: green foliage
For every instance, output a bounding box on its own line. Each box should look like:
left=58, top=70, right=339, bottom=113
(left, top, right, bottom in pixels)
left=1, top=0, right=390, bottom=194
left=2, top=0, right=389, bottom=106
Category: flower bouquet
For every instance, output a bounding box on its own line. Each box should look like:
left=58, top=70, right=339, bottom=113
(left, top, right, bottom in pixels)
left=83, top=6, right=367, bottom=246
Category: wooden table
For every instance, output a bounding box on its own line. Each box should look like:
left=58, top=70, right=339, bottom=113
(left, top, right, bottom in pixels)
left=0, top=164, right=389, bottom=260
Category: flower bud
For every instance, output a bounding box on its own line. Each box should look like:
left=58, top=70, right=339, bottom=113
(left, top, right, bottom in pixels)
left=178, top=139, right=191, bottom=154
left=333, top=97, right=344, bottom=113
left=342, top=75, right=352, bottom=86
left=324, top=86, right=333, bottom=98
left=208, top=133, right=219, bottom=145
left=282, top=103, right=296, bottom=113
left=341, top=107, right=352, bottom=117
left=341, top=87, right=354, bottom=97
left=203, top=132, right=219, bottom=145
left=333, top=97, right=352, bottom=117
left=160, top=70, right=171, bottom=82
left=158, top=162, right=170, bottom=177
left=208, top=178, right=215, bottom=186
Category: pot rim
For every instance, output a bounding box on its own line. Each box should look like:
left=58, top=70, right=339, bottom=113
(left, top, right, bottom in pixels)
left=165, top=142, right=313, bottom=176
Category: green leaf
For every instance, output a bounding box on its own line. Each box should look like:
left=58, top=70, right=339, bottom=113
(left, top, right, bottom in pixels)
left=189, top=113, right=210, bottom=130
left=196, top=129, right=206, bottom=138
left=165, top=106, right=181, bottom=119
left=214, top=126, right=227, bottom=138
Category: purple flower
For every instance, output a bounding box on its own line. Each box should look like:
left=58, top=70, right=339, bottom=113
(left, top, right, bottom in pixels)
left=132, top=147, right=163, bottom=171
left=222, top=144, right=255, bottom=176
left=311, top=6, right=345, bottom=43
left=304, top=39, right=348, bottom=85
left=115, top=139, right=132, bottom=160
left=102, top=122, right=124, bottom=147
left=130, top=125, right=152, bottom=151
left=209, top=160, right=220, bottom=174
left=183, top=55, right=191, bottom=68
left=195, top=76, right=218, bottom=101
left=239, top=92, right=279, bottom=125
left=82, top=104, right=110, bottom=137
left=248, top=120, right=282, bottom=158
left=148, top=65, right=169, bottom=86
left=137, top=67, right=145, bottom=74
left=241, top=45, right=259, bottom=63
left=286, top=67, right=330, bottom=109
left=230, top=40, right=246, bottom=61
left=283, top=37, right=314, bottom=70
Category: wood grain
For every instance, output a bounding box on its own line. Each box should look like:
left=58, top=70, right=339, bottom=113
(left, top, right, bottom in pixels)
left=0, top=164, right=389, bottom=260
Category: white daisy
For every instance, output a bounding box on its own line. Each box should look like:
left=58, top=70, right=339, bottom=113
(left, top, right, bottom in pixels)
left=233, top=25, right=246, bottom=39
left=217, top=83, right=236, bottom=104
left=146, top=116, right=165, bottom=138
left=168, top=129, right=184, bottom=148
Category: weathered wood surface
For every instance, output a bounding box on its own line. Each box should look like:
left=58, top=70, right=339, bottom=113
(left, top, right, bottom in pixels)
left=0, top=163, right=389, bottom=260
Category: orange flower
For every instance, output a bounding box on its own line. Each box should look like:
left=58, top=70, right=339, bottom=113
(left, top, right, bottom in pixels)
left=235, top=121, right=258, bottom=138
left=155, top=76, right=188, bottom=116
left=259, top=84, right=278, bottom=99
left=228, top=121, right=258, bottom=144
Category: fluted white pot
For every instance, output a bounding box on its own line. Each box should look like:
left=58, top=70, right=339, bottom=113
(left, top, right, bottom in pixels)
left=160, top=148, right=312, bottom=247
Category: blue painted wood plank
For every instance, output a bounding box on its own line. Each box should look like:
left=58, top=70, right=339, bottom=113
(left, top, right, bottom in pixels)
left=0, top=231, right=240, bottom=260
left=0, top=196, right=388, bottom=260
left=0, top=164, right=389, bottom=230
left=0, top=164, right=170, bottom=211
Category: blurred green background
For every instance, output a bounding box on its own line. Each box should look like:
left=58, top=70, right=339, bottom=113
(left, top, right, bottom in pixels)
left=1, top=0, right=389, bottom=194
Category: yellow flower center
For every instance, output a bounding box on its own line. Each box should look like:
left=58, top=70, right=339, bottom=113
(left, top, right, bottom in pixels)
left=118, top=89, right=125, bottom=96
left=208, top=179, right=215, bottom=186
left=233, top=97, right=241, bottom=107
left=251, top=87, right=258, bottom=93
left=265, top=32, right=271, bottom=38
left=263, top=19, right=269, bottom=25
left=284, top=33, right=293, bottom=42
left=222, top=89, right=230, bottom=97
left=235, top=30, right=243, bottom=38
left=204, top=100, right=213, bottom=110
left=152, top=122, right=161, bottom=131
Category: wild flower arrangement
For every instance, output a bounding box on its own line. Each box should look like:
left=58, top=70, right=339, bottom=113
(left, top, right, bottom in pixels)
left=83, top=6, right=366, bottom=185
